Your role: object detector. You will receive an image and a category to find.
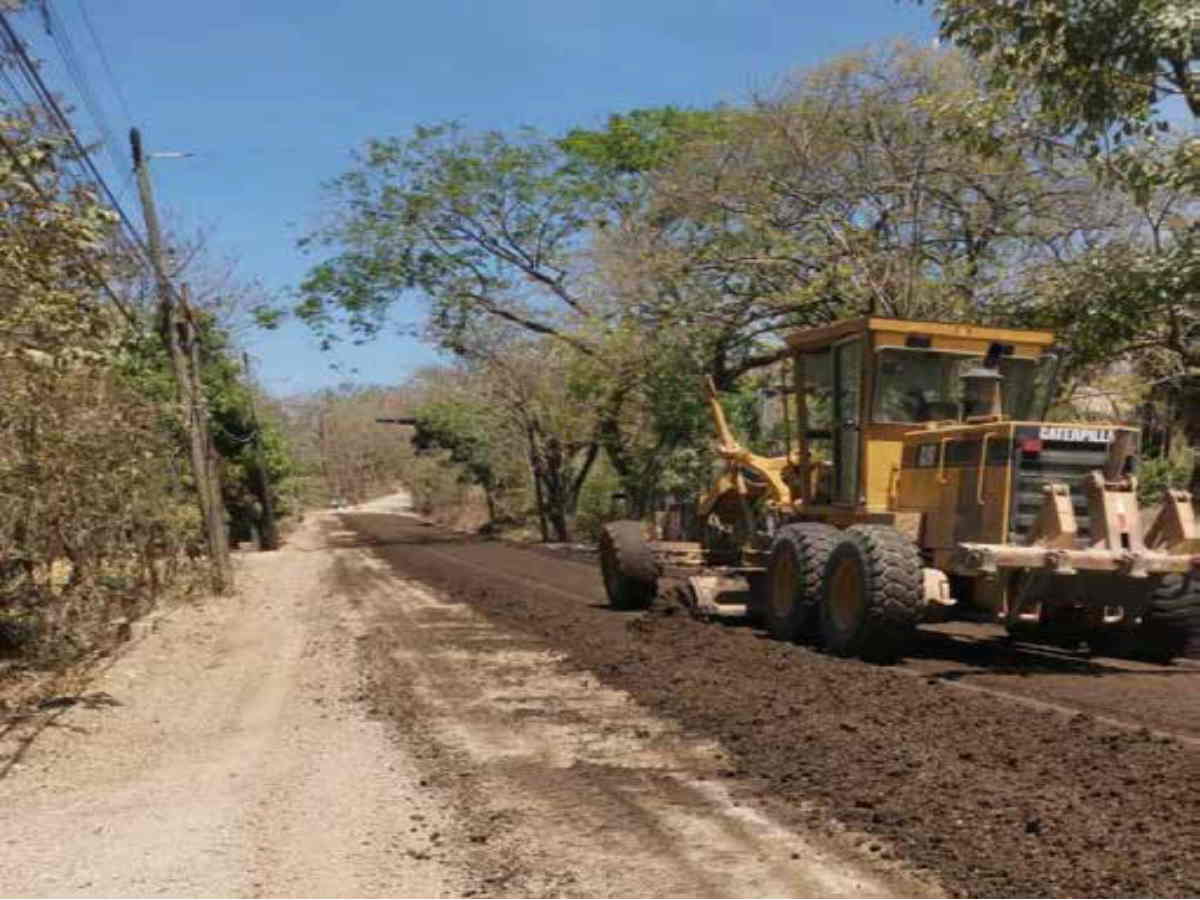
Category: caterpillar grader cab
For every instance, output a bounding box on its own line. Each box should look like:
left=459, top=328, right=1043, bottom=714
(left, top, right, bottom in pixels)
left=599, top=317, right=1200, bottom=662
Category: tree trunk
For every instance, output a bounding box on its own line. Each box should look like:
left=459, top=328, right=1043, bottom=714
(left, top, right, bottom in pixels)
left=527, top=423, right=550, bottom=542
left=252, top=461, right=279, bottom=551
left=526, top=421, right=602, bottom=544
left=541, top=435, right=571, bottom=542
left=597, top=409, right=662, bottom=520
left=566, top=441, right=600, bottom=515
left=483, top=487, right=497, bottom=527
left=547, top=506, right=570, bottom=543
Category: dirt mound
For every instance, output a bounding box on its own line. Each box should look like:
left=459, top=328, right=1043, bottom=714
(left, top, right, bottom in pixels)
left=618, top=605, right=1199, bottom=897
left=344, top=512, right=1200, bottom=898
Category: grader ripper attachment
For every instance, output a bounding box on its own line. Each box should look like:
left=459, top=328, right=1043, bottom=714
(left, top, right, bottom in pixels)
left=599, top=316, right=1200, bottom=662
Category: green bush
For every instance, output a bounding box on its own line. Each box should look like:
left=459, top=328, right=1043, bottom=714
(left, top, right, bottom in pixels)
left=1137, top=448, right=1195, bottom=507
left=572, top=457, right=623, bottom=542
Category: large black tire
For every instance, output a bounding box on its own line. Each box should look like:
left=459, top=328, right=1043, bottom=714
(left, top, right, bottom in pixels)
left=599, top=521, right=658, bottom=610
left=765, top=523, right=839, bottom=641
left=1131, top=574, right=1200, bottom=663
left=819, top=525, right=924, bottom=662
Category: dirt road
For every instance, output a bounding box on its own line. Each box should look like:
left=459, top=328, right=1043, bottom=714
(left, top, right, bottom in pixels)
left=340, top=510, right=1200, bottom=899
left=0, top=507, right=925, bottom=898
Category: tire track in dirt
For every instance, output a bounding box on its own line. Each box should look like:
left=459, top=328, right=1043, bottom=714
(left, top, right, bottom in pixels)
left=341, top=511, right=1200, bottom=898
left=339, top=542, right=924, bottom=898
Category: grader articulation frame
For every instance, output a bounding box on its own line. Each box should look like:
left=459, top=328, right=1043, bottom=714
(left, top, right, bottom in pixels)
left=599, top=317, right=1200, bottom=662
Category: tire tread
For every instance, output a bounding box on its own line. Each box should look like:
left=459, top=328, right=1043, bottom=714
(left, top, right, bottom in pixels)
left=765, top=522, right=839, bottom=642
left=600, top=520, right=657, bottom=610
left=823, top=524, right=924, bottom=661
left=1137, top=573, right=1200, bottom=662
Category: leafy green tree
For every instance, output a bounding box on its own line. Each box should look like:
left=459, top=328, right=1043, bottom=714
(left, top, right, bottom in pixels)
left=409, top=392, right=508, bottom=524
left=435, top=323, right=602, bottom=541
left=648, top=44, right=1113, bottom=323
left=922, top=2, right=1200, bottom=488
left=295, top=123, right=604, bottom=356
left=924, top=0, right=1199, bottom=142
left=115, top=311, right=293, bottom=545
left=294, top=114, right=737, bottom=518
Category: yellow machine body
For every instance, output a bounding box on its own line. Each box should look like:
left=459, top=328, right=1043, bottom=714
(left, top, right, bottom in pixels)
left=687, top=316, right=1197, bottom=615
left=615, top=315, right=1199, bottom=658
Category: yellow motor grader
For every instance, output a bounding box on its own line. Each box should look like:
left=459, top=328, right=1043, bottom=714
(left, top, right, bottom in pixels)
left=599, top=317, right=1200, bottom=662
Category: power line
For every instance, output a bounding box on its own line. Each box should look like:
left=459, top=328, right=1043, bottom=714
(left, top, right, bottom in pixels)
left=0, top=12, right=150, bottom=265
left=0, top=10, right=142, bottom=330
left=0, top=123, right=139, bottom=329
left=0, top=18, right=97, bottom=188
left=0, top=9, right=205, bottom=333
left=42, top=0, right=127, bottom=194
left=74, top=0, right=132, bottom=125
left=73, top=0, right=136, bottom=203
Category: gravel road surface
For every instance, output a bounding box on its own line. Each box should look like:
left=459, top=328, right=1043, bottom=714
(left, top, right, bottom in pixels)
left=0, top=506, right=925, bottom=898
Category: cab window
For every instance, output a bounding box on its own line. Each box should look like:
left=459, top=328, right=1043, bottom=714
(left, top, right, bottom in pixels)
left=873, top=348, right=1041, bottom=423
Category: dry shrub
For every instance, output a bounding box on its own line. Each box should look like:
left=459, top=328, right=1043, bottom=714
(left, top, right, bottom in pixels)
left=0, top=358, right=206, bottom=663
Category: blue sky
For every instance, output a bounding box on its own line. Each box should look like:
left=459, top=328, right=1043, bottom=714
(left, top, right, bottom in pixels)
left=16, top=0, right=936, bottom=395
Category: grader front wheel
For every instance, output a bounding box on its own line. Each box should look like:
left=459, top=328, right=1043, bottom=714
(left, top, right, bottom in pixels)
left=820, top=525, right=924, bottom=662
left=599, top=521, right=658, bottom=610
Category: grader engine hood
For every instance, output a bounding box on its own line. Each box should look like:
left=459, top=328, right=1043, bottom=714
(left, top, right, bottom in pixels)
left=944, top=422, right=1200, bottom=580
left=1009, top=424, right=1124, bottom=545
left=897, top=421, right=1141, bottom=552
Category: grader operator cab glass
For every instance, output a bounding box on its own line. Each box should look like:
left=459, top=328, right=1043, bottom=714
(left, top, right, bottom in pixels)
left=796, top=339, right=864, bottom=505
left=873, top=347, right=1052, bottom=424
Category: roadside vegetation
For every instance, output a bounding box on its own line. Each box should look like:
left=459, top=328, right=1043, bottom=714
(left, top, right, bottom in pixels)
left=281, top=4, right=1200, bottom=538
left=5, top=0, right=1199, bottom=667
left=0, top=103, right=295, bottom=667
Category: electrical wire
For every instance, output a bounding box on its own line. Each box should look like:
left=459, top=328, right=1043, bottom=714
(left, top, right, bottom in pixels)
left=0, top=12, right=151, bottom=264
left=73, top=0, right=136, bottom=203
left=74, top=0, right=132, bottom=126
left=43, top=0, right=126, bottom=189
left=0, top=123, right=139, bottom=328
left=0, top=14, right=139, bottom=329
left=0, top=10, right=210, bottom=335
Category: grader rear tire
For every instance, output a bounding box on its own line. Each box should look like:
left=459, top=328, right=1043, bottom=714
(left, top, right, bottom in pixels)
left=765, top=523, right=839, bottom=642
left=820, top=525, right=923, bottom=663
left=599, top=521, right=658, bottom=610
left=1134, top=573, right=1200, bottom=663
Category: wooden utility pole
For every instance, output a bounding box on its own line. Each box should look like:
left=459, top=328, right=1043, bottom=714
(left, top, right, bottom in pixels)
left=131, top=127, right=232, bottom=592
left=180, top=285, right=233, bottom=570
left=319, top=406, right=330, bottom=503
left=243, top=351, right=279, bottom=550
